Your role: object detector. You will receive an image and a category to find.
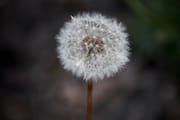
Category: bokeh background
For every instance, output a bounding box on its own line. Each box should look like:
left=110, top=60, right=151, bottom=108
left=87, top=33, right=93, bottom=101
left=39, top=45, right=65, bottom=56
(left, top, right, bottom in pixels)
left=0, top=0, right=180, bottom=120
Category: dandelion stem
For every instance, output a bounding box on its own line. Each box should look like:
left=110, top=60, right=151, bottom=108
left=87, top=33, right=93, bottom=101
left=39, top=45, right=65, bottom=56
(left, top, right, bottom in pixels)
left=87, top=80, right=93, bottom=120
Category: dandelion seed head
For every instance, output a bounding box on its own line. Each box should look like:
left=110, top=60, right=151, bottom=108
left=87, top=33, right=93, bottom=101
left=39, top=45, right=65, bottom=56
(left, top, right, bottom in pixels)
left=57, top=13, right=130, bottom=81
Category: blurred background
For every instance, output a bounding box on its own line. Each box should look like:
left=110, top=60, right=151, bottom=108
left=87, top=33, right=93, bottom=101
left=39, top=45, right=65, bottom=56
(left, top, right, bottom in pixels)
left=0, top=0, right=180, bottom=120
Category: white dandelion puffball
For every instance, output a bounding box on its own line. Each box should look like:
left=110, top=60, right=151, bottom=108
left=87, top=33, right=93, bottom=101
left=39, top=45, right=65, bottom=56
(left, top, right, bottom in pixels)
left=57, top=13, right=129, bottom=81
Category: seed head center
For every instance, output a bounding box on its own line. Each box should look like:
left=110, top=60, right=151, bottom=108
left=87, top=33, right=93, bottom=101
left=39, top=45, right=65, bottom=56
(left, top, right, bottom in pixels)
left=81, top=36, right=105, bottom=56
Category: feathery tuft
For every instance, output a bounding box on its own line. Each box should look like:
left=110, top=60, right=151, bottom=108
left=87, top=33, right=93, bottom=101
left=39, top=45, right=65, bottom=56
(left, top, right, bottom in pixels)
left=56, top=13, right=129, bottom=81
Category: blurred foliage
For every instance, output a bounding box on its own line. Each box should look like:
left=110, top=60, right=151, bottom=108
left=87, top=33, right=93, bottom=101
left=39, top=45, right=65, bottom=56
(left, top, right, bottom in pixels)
left=126, top=0, right=180, bottom=62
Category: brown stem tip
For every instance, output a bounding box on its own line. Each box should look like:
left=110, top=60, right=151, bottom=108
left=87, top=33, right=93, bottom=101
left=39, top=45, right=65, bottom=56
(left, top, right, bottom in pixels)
left=87, top=80, right=93, bottom=120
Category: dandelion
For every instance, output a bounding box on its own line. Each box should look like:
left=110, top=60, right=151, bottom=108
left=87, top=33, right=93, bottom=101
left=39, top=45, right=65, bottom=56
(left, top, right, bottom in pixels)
left=56, top=13, right=129, bottom=120
left=57, top=13, right=129, bottom=81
